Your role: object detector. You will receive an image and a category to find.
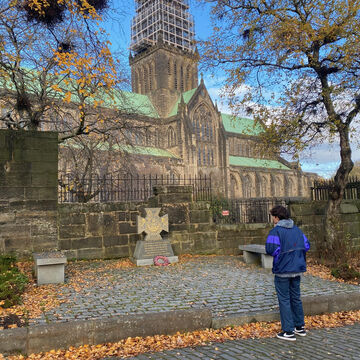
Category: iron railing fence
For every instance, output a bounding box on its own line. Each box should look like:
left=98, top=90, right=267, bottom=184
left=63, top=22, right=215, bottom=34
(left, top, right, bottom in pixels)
left=311, top=177, right=360, bottom=201
left=58, top=174, right=212, bottom=203
left=212, top=198, right=288, bottom=224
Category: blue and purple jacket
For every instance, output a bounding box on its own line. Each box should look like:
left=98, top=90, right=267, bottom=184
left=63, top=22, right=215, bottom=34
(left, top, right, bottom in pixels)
left=265, top=219, right=310, bottom=275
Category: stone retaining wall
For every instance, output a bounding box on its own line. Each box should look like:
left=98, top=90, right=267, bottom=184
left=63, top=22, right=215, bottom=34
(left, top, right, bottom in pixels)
left=58, top=186, right=271, bottom=260
left=58, top=202, right=142, bottom=260
left=289, top=200, right=360, bottom=252
left=1, top=130, right=360, bottom=258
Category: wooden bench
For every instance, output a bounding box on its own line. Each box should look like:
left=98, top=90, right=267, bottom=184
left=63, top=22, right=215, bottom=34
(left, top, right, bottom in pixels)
left=238, top=244, right=273, bottom=269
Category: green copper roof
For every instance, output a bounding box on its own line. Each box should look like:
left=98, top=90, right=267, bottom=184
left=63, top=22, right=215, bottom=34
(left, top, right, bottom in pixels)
left=110, top=91, right=159, bottom=118
left=59, top=86, right=159, bottom=118
left=221, top=114, right=263, bottom=136
left=168, top=88, right=197, bottom=117
left=116, top=145, right=179, bottom=158
left=62, top=140, right=179, bottom=158
left=229, top=156, right=290, bottom=170
left=0, top=68, right=159, bottom=118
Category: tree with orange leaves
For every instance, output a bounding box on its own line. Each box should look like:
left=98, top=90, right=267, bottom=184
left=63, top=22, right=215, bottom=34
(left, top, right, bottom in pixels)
left=0, top=0, right=132, bottom=140
left=0, top=1, right=152, bottom=201
left=202, top=0, right=360, bottom=257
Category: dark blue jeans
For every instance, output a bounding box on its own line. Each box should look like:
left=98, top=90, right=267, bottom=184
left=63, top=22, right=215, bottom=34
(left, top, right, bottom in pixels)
left=274, top=275, right=305, bottom=333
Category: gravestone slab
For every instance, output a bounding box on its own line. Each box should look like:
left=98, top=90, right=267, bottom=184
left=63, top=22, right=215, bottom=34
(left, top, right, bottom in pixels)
left=132, top=208, right=178, bottom=266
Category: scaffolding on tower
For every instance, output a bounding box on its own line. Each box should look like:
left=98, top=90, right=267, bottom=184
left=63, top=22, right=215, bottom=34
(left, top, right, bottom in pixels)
left=130, top=0, right=195, bottom=55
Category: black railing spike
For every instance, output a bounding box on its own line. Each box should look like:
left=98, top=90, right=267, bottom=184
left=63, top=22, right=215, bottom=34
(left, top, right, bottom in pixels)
left=58, top=174, right=213, bottom=203
left=311, top=177, right=360, bottom=201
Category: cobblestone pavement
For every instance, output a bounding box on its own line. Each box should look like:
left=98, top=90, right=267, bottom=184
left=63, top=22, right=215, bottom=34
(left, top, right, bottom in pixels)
left=117, top=323, right=360, bottom=360
left=32, top=256, right=360, bottom=325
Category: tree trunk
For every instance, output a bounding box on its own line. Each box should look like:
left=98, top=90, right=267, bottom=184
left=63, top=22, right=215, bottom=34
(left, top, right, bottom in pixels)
left=324, top=125, right=353, bottom=256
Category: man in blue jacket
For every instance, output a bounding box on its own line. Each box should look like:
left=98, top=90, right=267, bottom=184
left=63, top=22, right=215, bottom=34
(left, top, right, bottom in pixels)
left=266, top=205, right=310, bottom=341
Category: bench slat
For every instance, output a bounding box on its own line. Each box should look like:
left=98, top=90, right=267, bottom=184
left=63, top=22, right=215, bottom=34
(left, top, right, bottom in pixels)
left=238, top=244, right=267, bottom=254
left=239, top=244, right=273, bottom=269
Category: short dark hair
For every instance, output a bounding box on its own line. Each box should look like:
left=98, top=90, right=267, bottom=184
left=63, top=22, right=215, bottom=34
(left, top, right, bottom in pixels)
left=270, top=205, right=289, bottom=220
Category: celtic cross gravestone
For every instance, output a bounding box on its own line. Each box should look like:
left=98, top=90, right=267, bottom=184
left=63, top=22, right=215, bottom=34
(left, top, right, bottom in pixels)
left=132, top=208, right=178, bottom=266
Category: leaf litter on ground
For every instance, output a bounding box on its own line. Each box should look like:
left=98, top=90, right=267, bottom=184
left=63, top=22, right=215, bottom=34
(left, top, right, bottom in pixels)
left=2, top=309, right=360, bottom=360
left=0, top=254, right=359, bottom=359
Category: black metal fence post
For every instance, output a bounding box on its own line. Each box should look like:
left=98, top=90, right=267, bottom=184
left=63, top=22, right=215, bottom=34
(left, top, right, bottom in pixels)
left=311, top=177, right=360, bottom=201
left=58, top=174, right=213, bottom=203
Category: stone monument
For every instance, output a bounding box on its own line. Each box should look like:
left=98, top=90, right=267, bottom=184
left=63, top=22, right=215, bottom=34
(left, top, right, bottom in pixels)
left=132, top=208, right=178, bottom=266
left=33, top=252, right=67, bottom=285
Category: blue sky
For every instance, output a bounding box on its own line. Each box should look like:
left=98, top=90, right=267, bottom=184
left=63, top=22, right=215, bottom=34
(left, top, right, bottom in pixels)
left=104, top=1, right=359, bottom=179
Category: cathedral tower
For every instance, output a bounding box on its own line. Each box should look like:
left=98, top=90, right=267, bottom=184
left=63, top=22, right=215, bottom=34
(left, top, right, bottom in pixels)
left=129, top=0, right=199, bottom=117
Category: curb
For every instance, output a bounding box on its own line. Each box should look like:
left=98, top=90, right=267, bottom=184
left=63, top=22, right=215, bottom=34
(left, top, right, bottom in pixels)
left=1, top=292, right=360, bottom=356
left=212, top=311, right=280, bottom=329
left=0, top=309, right=212, bottom=356
left=212, top=292, right=360, bottom=329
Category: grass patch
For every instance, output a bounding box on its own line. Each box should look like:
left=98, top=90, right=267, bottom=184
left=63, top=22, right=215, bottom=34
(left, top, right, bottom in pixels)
left=0, top=255, right=28, bottom=308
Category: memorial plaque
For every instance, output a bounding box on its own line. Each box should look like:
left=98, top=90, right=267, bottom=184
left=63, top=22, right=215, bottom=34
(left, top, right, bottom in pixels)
left=132, top=208, right=178, bottom=266
left=144, top=240, right=171, bottom=258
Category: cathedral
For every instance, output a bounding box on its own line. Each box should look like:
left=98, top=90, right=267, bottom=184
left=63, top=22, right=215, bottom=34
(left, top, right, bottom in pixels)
left=0, top=0, right=318, bottom=202
left=117, top=0, right=316, bottom=199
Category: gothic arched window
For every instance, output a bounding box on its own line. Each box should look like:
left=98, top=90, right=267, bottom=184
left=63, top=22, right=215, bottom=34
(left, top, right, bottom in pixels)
left=134, top=71, right=139, bottom=93
left=174, top=62, right=178, bottom=90
left=260, top=176, right=267, bottom=198
left=275, top=176, right=282, bottom=196
left=167, top=126, right=176, bottom=147
left=144, top=66, right=148, bottom=93
left=154, top=131, right=160, bottom=147
left=243, top=175, right=252, bottom=198
left=196, top=120, right=200, bottom=139
left=180, top=65, right=184, bottom=92
left=168, top=60, right=171, bottom=75
left=149, top=63, right=153, bottom=91
left=286, top=177, right=294, bottom=197
left=145, top=130, right=152, bottom=146
left=230, top=174, right=239, bottom=199
left=205, top=123, right=209, bottom=140
left=193, top=104, right=213, bottom=144
left=201, top=122, right=205, bottom=140
left=138, top=68, right=143, bottom=93
left=186, top=64, right=191, bottom=89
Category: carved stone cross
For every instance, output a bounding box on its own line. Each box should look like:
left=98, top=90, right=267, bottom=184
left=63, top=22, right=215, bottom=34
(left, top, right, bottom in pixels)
left=137, top=208, right=168, bottom=241
left=133, top=208, right=177, bottom=266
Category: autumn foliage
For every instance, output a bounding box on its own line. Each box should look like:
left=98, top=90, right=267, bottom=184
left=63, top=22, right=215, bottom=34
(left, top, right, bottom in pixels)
left=203, top=0, right=360, bottom=254
left=0, top=255, right=28, bottom=309
left=0, top=0, right=118, bottom=137
left=1, top=310, right=360, bottom=359
left=0, top=255, right=359, bottom=359
left=23, top=0, right=109, bottom=27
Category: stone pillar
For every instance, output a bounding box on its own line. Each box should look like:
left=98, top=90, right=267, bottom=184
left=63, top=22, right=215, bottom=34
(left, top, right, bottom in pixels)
left=0, top=130, right=58, bottom=255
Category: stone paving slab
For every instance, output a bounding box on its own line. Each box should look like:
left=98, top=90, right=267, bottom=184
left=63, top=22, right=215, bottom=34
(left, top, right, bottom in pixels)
left=30, top=256, right=360, bottom=326
left=116, top=323, right=360, bottom=360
